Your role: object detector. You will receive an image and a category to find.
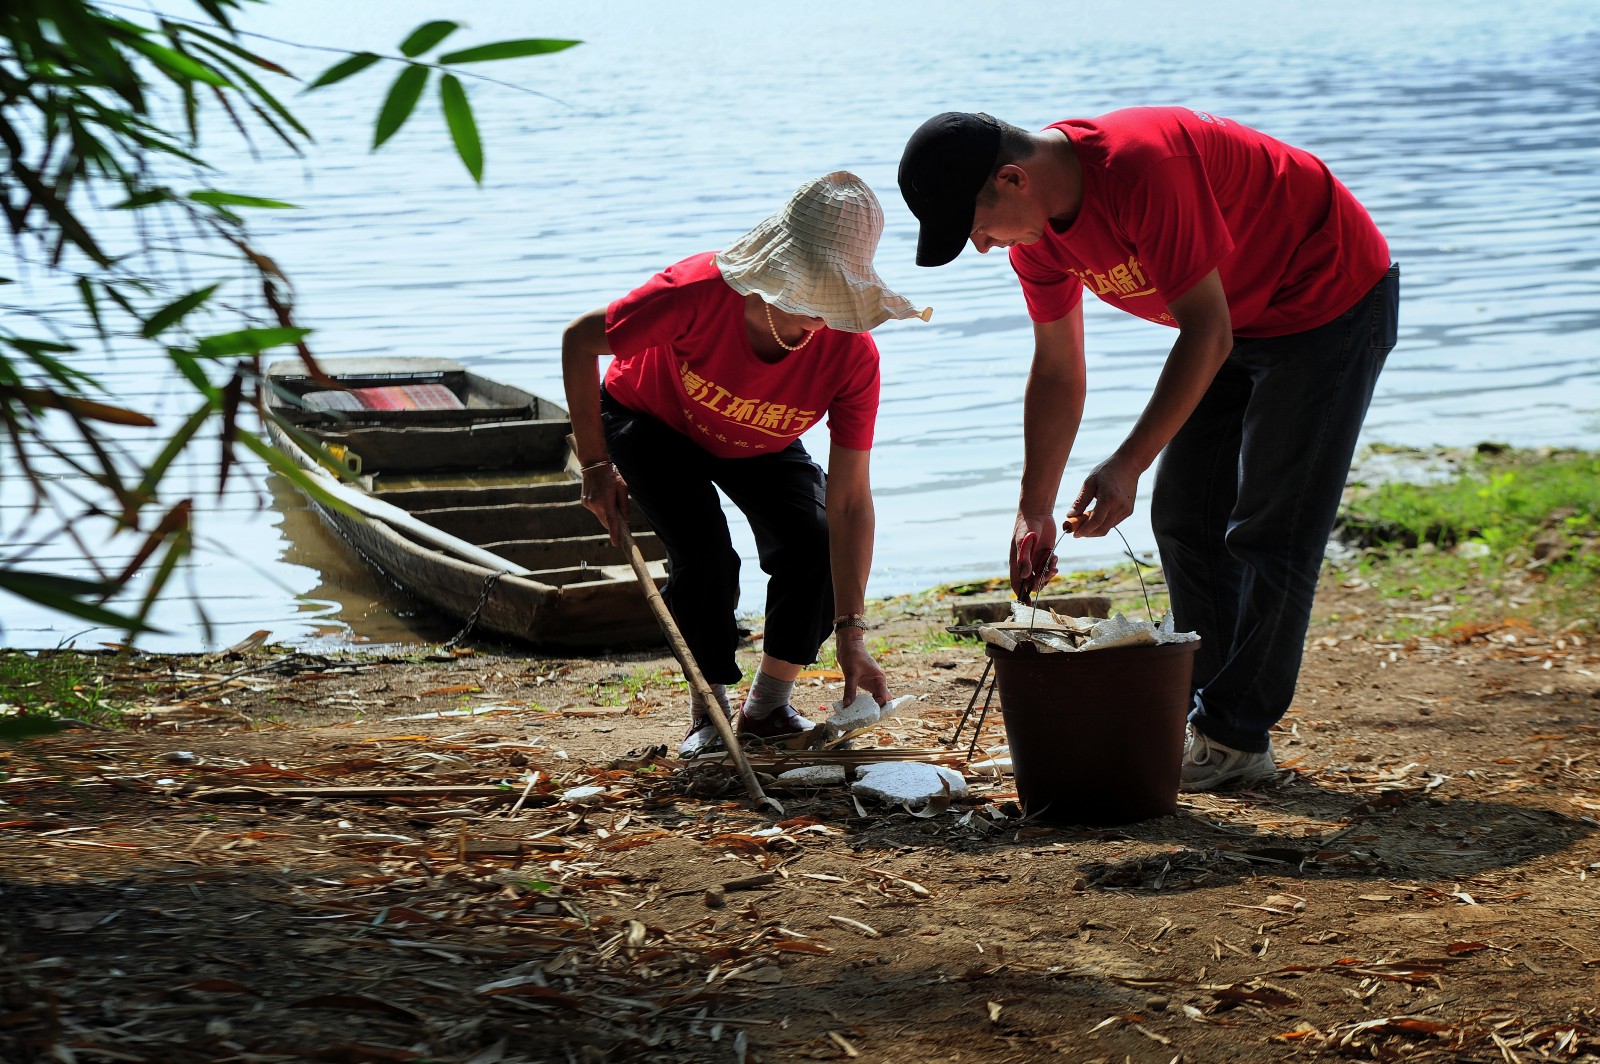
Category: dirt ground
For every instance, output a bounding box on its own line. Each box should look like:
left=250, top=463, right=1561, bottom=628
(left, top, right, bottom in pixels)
left=3, top=566, right=1599, bottom=1064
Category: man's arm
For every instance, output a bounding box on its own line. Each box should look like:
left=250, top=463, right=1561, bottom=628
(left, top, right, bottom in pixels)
left=825, top=443, right=889, bottom=706
left=1066, top=268, right=1234, bottom=538
left=560, top=308, right=630, bottom=545
left=1012, top=303, right=1087, bottom=598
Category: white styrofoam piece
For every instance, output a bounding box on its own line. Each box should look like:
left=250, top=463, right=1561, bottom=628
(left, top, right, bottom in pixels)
left=825, top=693, right=918, bottom=736
left=560, top=785, right=607, bottom=804
left=969, top=756, right=1014, bottom=777
left=1080, top=612, right=1159, bottom=650
left=979, top=626, right=1019, bottom=651
left=1008, top=602, right=1062, bottom=627
left=827, top=692, right=882, bottom=732
left=980, top=609, right=1198, bottom=653
left=776, top=764, right=847, bottom=786
left=850, top=762, right=969, bottom=810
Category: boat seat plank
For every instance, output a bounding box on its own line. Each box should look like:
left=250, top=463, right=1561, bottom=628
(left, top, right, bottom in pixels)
left=416, top=501, right=651, bottom=543
left=483, top=532, right=667, bottom=570
left=308, top=419, right=571, bottom=472
left=376, top=480, right=581, bottom=510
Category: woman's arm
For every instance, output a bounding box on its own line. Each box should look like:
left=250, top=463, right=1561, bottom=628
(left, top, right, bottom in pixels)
left=560, top=308, right=629, bottom=544
left=826, top=443, right=889, bottom=706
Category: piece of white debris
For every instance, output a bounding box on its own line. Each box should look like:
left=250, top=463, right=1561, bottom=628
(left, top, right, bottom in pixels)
left=980, top=605, right=1197, bottom=653
left=850, top=762, right=968, bottom=811
left=776, top=764, right=847, bottom=787
left=969, top=756, right=1014, bottom=777
left=1080, top=611, right=1199, bottom=651
left=825, top=693, right=918, bottom=738
left=559, top=785, right=607, bottom=805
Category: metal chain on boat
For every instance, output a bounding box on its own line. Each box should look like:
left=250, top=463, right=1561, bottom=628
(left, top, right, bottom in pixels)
left=442, top=570, right=508, bottom=650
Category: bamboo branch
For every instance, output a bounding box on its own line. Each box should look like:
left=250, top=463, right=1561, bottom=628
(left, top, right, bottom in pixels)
left=616, top=524, right=775, bottom=813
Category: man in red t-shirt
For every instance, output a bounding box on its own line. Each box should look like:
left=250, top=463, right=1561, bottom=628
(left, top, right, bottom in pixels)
left=899, top=107, right=1399, bottom=791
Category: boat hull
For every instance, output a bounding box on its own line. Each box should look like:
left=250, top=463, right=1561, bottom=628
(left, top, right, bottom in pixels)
left=262, top=358, right=668, bottom=650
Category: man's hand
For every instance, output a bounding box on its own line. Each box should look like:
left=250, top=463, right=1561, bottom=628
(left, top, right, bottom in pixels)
left=1065, top=454, right=1141, bottom=538
left=579, top=463, right=631, bottom=547
left=836, top=628, right=889, bottom=707
left=1011, top=511, right=1058, bottom=602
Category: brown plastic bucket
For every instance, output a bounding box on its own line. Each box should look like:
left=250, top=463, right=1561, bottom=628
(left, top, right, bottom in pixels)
left=986, top=639, right=1199, bottom=825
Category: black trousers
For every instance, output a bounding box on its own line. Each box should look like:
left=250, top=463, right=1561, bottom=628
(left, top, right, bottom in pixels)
left=1152, top=264, right=1399, bottom=752
left=601, top=389, right=834, bottom=685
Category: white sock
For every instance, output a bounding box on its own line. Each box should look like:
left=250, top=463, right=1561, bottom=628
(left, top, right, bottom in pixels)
left=741, top=670, right=795, bottom=720
left=689, top=683, right=730, bottom=723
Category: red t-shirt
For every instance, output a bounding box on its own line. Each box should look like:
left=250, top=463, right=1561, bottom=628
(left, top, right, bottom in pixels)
left=1009, top=107, right=1390, bottom=338
left=603, top=253, right=881, bottom=458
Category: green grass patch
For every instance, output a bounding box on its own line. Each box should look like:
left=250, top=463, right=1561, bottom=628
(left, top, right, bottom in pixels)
left=1336, top=446, right=1600, bottom=634
left=0, top=651, right=125, bottom=733
left=590, top=665, right=679, bottom=706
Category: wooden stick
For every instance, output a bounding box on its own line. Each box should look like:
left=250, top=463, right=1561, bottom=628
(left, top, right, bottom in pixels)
left=191, top=784, right=512, bottom=802
left=617, top=524, right=774, bottom=812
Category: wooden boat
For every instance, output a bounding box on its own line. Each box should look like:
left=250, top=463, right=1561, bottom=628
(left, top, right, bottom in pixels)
left=262, top=357, right=667, bottom=649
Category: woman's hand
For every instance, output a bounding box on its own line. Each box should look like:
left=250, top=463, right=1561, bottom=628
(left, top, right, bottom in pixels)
left=579, top=462, right=631, bottom=547
left=836, top=627, right=889, bottom=707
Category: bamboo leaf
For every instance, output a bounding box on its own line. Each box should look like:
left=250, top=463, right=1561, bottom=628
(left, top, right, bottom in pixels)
left=438, top=39, right=581, bottom=64
left=193, top=0, right=235, bottom=32
left=121, top=34, right=232, bottom=87
left=174, top=23, right=293, bottom=76
left=0, top=571, right=112, bottom=598
left=305, top=51, right=380, bottom=90
left=0, top=717, right=65, bottom=743
left=141, top=284, right=219, bottom=338
left=1, top=337, right=77, bottom=356
left=110, top=187, right=176, bottom=210
left=237, top=428, right=357, bottom=518
left=135, top=400, right=214, bottom=502
left=182, top=76, right=198, bottom=141
left=187, top=190, right=300, bottom=209
left=185, top=41, right=311, bottom=141
left=131, top=532, right=188, bottom=632
left=373, top=65, right=430, bottom=149
left=195, top=327, right=312, bottom=358
left=168, top=347, right=222, bottom=402
left=20, top=351, right=95, bottom=390
left=438, top=74, right=482, bottom=183
left=399, top=20, right=459, bottom=58
left=0, top=570, right=160, bottom=634
left=77, top=278, right=109, bottom=343
left=2, top=387, right=157, bottom=427
left=112, top=499, right=192, bottom=588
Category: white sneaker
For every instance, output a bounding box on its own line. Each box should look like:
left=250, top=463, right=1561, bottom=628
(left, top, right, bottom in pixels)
left=677, top=717, right=722, bottom=759
left=1181, top=726, right=1278, bottom=792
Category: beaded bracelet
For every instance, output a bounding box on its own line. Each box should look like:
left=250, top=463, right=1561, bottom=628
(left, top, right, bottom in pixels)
left=832, top=614, right=867, bottom=632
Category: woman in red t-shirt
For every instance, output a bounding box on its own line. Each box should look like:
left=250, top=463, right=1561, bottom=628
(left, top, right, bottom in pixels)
left=561, top=172, right=928, bottom=758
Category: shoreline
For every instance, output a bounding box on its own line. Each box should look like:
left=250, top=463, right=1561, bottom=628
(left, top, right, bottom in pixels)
left=3, top=441, right=1573, bottom=660
left=2, top=448, right=1597, bottom=1063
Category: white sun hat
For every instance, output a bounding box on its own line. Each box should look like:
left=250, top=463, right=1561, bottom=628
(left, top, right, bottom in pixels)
left=715, top=171, right=931, bottom=333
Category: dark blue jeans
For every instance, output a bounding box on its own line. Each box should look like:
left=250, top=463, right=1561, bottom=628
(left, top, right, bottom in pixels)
left=1151, top=264, right=1399, bottom=753
left=601, top=388, right=834, bottom=686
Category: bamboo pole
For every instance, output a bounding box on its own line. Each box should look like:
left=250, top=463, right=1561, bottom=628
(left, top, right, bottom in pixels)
left=617, top=525, right=775, bottom=812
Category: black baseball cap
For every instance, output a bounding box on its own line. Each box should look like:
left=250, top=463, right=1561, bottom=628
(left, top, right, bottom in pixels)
left=898, top=112, right=1002, bottom=267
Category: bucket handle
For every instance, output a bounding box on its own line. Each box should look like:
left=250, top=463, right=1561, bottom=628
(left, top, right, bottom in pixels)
left=1110, top=526, right=1157, bottom=623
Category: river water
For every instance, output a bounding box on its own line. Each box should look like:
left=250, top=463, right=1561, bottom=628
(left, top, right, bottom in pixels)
left=3, top=0, right=1598, bottom=650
